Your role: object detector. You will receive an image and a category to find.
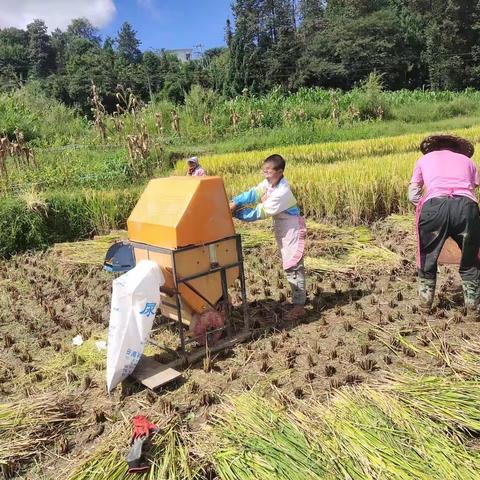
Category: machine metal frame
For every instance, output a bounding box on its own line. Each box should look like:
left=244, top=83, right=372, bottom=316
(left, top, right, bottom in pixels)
left=130, top=234, right=249, bottom=353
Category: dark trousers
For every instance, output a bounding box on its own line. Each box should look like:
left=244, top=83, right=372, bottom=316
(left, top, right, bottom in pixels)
left=418, top=196, right=480, bottom=281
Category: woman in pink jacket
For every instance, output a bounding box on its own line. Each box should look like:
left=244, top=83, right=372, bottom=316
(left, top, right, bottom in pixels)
left=186, top=156, right=206, bottom=176
left=409, top=134, right=480, bottom=312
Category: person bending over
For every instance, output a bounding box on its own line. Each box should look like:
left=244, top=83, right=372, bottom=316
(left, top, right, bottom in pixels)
left=230, top=154, right=307, bottom=320
left=409, top=134, right=480, bottom=313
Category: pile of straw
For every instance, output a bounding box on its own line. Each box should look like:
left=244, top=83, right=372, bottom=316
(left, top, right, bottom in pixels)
left=67, top=414, right=196, bottom=480
left=210, top=374, right=480, bottom=480
left=0, top=394, right=81, bottom=477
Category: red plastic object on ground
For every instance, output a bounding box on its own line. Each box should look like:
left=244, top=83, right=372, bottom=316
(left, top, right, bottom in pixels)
left=126, top=415, right=158, bottom=474
left=132, top=415, right=157, bottom=440
left=191, top=309, right=225, bottom=345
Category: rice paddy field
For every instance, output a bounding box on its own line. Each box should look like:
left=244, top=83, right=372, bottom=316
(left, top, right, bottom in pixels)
left=3, top=94, right=480, bottom=478
left=176, top=124, right=480, bottom=224
left=2, top=209, right=480, bottom=479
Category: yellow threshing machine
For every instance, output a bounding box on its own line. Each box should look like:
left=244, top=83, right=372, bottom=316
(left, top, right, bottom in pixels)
left=109, top=176, right=250, bottom=388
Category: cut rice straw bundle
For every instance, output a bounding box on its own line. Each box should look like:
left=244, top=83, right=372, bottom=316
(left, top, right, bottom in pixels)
left=54, top=231, right=127, bottom=265
left=388, top=375, right=480, bottom=434
left=363, top=387, right=480, bottom=479
left=428, top=338, right=480, bottom=379
left=237, top=228, right=274, bottom=249
left=211, top=373, right=480, bottom=480
left=67, top=414, right=197, bottom=480
left=305, top=244, right=399, bottom=273
left=0, top=394, right=81, bottom=476
left=306, top=385, right=480, bottom=480
left=318, top=392, right=439, bottom=479
left=304, top=256, right=351, bottom=273
left=212, top=394, right=329, bottom=480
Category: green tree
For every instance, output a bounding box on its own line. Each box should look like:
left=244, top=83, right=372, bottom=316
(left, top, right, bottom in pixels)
left=103, top=36, right=115, bottom=53
left=66, top=18, right=101, bottom=44
left=294, top=0, right=328, bottom=87
left=142, top=50, right=163, bottom=98
left=65, top=38, right=116, bottom=113
left=117, top=22, right=141, bottom=64
left=0, top=28, right=30, bottom=88
left=264, top=0, right=300, bottom=89
left=204, top=48, right=231, bottom=93
left=157, top=51, right=186, bottom=102
left=424, top=0, right=478, bottom=89
left=470, top=0, right=480, bottom=87
left=27, top=19, right=52, bottom=78
left=296, top=1, right=418, bottom=89
left=333, top=8, right=416, bottom=88
left=229, top=0, right=267, bottom=94
left=298, top=0, right=325, bottom=38
left=225, top=19, right=233, bottom=47
left=114, top=22, right=143, bottom=95
left=50, top=28, right=68, bottom=73
left=388, top=0, right=428, bottom=88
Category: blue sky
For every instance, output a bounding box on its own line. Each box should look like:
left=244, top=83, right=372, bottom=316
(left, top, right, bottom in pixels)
left=0, top=1, right=232, bottom=52
left=101, top=0, right=232, bottom=51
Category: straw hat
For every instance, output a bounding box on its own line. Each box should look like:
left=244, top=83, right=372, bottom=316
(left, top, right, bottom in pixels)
left=420, top=134, right=474, bottom=158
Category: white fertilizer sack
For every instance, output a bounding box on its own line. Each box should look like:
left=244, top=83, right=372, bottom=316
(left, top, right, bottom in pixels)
left=106, top=260, right=164, bottom=392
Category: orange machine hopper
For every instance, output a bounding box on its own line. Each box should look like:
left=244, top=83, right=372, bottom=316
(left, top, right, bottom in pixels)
left=127, top=176, right=240, bottom=322
left=128, top=176, right=235, bottom=249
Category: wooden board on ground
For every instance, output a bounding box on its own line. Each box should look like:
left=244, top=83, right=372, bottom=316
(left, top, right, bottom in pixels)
left=132, top=356, right=182, bottom=389
left=438, top=237, right=461, bottom=265
left=132, top=330, right=251, bottom=389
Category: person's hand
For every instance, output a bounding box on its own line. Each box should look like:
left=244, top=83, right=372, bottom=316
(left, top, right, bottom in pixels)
left=261, top=194, right=267, bottom=203
left=229, top=202, right=237, bottom=212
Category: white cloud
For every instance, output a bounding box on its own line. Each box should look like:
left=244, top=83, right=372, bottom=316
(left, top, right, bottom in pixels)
left=0, top=0, right=116, bottom=31
left=136, top=0, right=160, bottom=19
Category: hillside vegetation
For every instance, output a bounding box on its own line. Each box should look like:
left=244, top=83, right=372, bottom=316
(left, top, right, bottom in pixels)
left=0, top=82, right=479, bottom=256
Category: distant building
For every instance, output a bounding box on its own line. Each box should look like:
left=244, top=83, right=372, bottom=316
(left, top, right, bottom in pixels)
left=167, top=49, right=193, bottom=62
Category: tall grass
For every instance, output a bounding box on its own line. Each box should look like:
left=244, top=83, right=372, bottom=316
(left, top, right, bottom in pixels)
left=7, top=116, right=480, bottom=194
left=2, top=84, right=480, bottom=195
left=0, top=188, right=140, bottom=257
left=0, top=83, right=90, bottom=146
left=1, top=145, right=156, bottom=194
left=123, top=86, right=480, bottom=145
left=188, top=115, right=480, bottom=155
left=2, top=82, right=480, bottom=151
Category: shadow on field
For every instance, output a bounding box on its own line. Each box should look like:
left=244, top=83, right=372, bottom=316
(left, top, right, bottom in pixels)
left=243, top=286, right=372, bottom=332
left=119, top=288, right=372, bottom=398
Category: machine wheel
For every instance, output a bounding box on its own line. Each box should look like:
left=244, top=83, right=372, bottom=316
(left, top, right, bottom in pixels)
left=190, top=308, right=225, bottom=346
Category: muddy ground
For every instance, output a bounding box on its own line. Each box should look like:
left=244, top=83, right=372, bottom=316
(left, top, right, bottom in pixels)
left=1, top=215, right=478, bottom=478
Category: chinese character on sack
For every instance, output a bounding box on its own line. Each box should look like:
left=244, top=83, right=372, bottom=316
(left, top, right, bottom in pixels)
left=140, top=302, right=157, bottom=317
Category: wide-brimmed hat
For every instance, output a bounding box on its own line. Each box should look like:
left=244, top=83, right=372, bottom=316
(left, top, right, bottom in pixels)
left=186, top=156, right=199, bottom=165
left=420, top=134, right=474, bottom=158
